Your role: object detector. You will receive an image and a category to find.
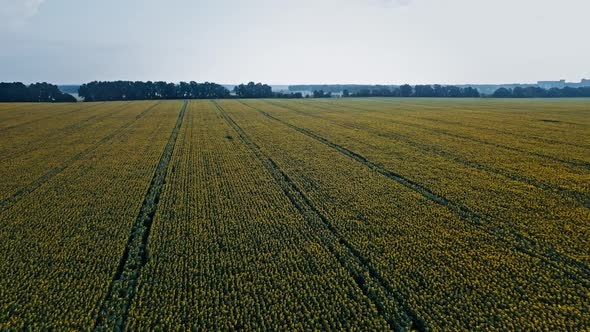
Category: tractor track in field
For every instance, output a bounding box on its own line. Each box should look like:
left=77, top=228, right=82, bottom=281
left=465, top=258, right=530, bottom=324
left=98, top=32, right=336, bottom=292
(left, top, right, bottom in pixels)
left=0, top=102, right=135, bottom=162
left=342, top=100, right=590, bottom=149
left=213, top=100, right=424, bottom=332
left=330, top=98, right=590, bottom=149
left=0, top=103, right=51, bottom=119
left=0, top=102, right=107, bottom=133
left=237, top=100, right=590, bottom=286
left=297, top=100, right=590, bottom=170
left=0, top=102, right=162, bottom=213
left=401, top=113, right=590, bottom=150
left=263, top=100, right=590, bottom=209
left=93, top=100, right=187, bottom=331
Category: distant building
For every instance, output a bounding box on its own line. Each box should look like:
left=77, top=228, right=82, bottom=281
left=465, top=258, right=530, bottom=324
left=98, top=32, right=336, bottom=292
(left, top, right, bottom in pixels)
left=537, top=80, right=566, bottom=89
left=537, top=79, right=590, bottom=89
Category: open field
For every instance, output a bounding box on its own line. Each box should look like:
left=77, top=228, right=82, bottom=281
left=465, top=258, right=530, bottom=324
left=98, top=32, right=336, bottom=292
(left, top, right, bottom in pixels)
left=0, top=98, right=589, bottom=330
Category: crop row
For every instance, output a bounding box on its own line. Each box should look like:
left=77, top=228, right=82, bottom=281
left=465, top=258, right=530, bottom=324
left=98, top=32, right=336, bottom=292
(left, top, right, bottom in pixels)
left=217, top=99, right=589, bottom=330
left=249, top=99, right=590, bottom=267
left=0, top=103, right=95, bottom=130
left=123, top=100, right=395, bottom=330
left=267, top=99, right=589, bottom=208
left=0, top=101, right=182, bottom=329
left=0, top=102, right=148, bottom=202
left=287, top=98, right=590, bottom=193
left=0, top=98, right=587, bottom=330
left=324, top=98, right=590, bottom=150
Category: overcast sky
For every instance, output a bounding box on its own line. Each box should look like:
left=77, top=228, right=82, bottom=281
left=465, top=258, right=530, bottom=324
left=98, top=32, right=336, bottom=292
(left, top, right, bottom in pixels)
left=1, top=0, right=589, bottom=84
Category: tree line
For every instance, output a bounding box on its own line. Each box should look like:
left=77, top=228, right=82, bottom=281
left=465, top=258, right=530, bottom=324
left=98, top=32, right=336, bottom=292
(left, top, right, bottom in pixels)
left=2, top=81, right=590, bottom=102
left=492, top=86, right=590, bottom=98
left=290, top=84, right=394, bottom=93
left=320, top=85, right=590, bottom=98
left=78, top=81, right=230, bottom=101
left=232, top=82, right=303, bottom=99
left=342, top=84, right=481, bottom=98
left=78, top=81, right=304, bottom=101
left=0, top=82, right=76, bottom=102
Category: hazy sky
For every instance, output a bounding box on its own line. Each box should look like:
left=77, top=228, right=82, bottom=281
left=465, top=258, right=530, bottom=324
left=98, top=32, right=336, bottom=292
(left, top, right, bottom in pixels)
left=1, top=0, right=589, bottom=84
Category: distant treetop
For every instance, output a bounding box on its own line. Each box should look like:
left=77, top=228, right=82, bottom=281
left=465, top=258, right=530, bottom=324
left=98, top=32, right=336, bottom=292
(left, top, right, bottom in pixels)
left=0, top=82, right=76, bottom=102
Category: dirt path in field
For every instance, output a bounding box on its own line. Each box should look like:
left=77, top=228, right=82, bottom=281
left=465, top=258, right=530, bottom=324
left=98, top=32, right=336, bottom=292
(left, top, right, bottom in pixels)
left=297, top=100, right=590, bottom=170
left=263, top=100, right=590, bottom=209
left=238, top=100, right=590, bottom=287
left=94, top=100, right=188, bottom=331
left=213, top=100, right=423, bottom=331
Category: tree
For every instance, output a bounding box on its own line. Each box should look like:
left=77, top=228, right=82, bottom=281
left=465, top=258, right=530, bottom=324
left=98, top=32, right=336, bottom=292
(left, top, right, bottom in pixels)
left=512, top=87, right=525, bottom=98
left=445, top=86, right=462, bottom=98
left=492, top=88, right=512, bottom=98
left=399, top=84, right=413, bottom=97
left=78, top=81, right=230, bottom=101
left=0, top=82, right=75, bottom=102
left=414, top=85, right=435, bottom=97
left=234, top=82, right=273, bottom=98
left=462, top=87, right=480, bottom=98
left=490, top=86, right=590, bottom=98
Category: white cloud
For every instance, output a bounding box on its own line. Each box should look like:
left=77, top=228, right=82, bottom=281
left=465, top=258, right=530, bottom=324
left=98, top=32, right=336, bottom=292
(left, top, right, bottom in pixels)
left=0, top=0, right=45, bottom=25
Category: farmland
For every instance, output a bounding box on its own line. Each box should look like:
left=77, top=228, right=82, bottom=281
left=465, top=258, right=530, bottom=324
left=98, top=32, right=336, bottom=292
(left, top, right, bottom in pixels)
left=0, top=98, right=588, bottom=330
